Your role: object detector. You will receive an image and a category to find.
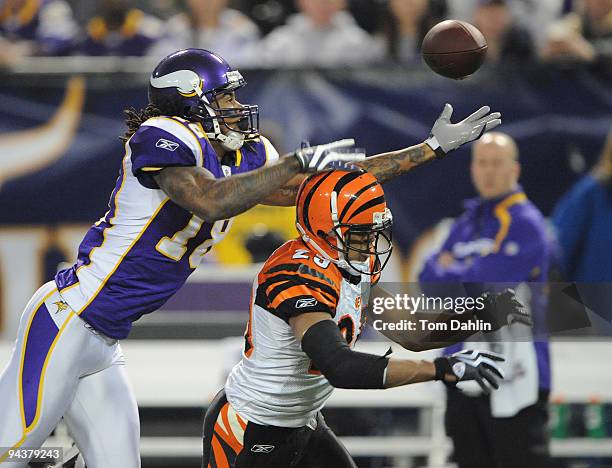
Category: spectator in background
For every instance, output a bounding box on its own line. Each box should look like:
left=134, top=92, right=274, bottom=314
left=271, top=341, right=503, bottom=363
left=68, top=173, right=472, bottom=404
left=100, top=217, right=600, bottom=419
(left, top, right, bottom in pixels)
left=449, top=0, right=563, bottom=50
left=164, top=0, right=260, bottom=67
left=243, top=0, right=296, bottom=36
left=147, top=0, right=182, bottom=20
left=0, top=0, right=77, bottom=61
left=73, top=0, right=167, bottom=57
left=260, top=0, right=383, bottom=67
left=552, top=129, right=612, bottom=281
left=542, top=0, right=612, bottom=74
left=419, top=132, right=551, bottom=468
left=383, top=0, right=447, bottom=64
left=474, top=0, right=536, bottom=64
left=244, top=225, right=285, bottom=263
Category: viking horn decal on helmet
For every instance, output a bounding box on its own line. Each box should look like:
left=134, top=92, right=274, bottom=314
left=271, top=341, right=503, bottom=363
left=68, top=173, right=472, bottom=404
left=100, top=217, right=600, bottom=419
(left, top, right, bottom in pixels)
left=148, top=49, right=259, bottom=151
left=149, top=70, right=203, bottom=96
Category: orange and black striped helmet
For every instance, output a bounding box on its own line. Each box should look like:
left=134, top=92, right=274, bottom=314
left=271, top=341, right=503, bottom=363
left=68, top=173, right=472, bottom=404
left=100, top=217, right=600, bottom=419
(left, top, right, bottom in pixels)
left=295, top=169, right=393, bottom=275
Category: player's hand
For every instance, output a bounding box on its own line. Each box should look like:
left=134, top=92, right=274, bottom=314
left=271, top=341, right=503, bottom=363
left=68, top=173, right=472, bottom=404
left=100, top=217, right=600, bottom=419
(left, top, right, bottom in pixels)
left=434, top=349, right=505, bottom=394
left=292, top=139, right=366, bottom=173
left=477, top=289, right=532, bottom=331
left=425, top=104, right=502, bottom=158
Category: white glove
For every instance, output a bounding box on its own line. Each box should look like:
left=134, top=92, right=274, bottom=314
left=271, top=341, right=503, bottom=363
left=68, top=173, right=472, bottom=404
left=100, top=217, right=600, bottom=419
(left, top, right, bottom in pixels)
left=293, top=139, right=366, bottom=173
left=434, top=349, right=505, bottom=394
left=425, top=104, right=502, bottom=157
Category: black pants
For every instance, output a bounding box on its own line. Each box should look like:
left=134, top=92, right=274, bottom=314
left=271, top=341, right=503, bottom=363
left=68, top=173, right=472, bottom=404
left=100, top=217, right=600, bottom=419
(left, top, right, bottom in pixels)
left=445, top=389, right=551, bottom=468
left=202, top=390, right=356, bottom=468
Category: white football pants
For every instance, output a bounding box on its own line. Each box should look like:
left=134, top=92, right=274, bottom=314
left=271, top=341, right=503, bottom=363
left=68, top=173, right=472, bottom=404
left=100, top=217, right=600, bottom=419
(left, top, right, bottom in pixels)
left=0, top=281, right=140, bottom=467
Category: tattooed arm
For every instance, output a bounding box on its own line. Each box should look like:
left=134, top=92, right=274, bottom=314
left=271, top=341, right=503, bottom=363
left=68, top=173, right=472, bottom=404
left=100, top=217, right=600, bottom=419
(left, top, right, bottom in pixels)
left=262, top=104, right=502, bottom=205
left=356, top=143, right=436, bottom=184
left=262, top=143, right=436, bottom=207
left=154, top=157, right=301, bottom=221
left=260, top=174, right=305, bottom=207
left=361, top=104, right=502, bottom=183
left=155, top=138, right=364, bottom=212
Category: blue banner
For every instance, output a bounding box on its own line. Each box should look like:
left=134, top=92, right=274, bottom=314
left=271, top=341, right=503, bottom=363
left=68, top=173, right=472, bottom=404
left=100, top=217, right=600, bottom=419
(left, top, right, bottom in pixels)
left=0, top=67, right=611, bottom=252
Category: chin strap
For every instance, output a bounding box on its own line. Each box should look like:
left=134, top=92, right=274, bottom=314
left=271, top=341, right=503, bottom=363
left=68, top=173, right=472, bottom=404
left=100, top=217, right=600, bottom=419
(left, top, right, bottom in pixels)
left=330, top=191, right=351, bottom=271
left=296, top=221, right=370, bottom=276
left=296, top=223, right=338, bottom=266
left=192, top=80, right=246, bottom=151
left=215, top=131, right=245, bottom=151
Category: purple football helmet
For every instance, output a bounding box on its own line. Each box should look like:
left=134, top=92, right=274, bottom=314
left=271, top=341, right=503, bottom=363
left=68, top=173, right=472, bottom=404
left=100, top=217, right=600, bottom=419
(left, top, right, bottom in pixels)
left=149, top=48, right=259, bottom=151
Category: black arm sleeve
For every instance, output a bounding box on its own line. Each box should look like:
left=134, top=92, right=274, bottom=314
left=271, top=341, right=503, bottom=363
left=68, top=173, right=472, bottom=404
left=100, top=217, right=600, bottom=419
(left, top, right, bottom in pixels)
left=301, top=320, right=389, bottom=389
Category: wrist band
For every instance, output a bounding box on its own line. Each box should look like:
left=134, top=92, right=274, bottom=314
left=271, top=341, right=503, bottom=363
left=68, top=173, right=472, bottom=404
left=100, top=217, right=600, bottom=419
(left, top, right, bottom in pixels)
left=433, top=357, right=449, bottom=381
left=425, top=137, right=447, bottom=159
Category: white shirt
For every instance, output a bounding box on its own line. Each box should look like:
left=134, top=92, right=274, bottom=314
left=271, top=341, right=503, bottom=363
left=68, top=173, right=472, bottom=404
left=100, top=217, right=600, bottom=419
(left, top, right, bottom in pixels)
left=260, top=11, right=384, bottom=67
left=448, top=0, right=563, bottom=48
left=162, top=9, right=260, bottom=66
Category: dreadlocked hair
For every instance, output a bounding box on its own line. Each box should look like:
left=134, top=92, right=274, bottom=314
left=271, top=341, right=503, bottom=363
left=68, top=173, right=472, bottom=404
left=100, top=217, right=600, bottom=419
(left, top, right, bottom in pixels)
left=121, top=104, right=164, bottom=142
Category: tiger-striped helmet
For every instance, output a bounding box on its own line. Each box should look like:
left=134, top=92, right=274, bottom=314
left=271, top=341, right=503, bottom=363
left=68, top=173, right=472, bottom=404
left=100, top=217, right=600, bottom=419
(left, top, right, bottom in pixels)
left=295, top=169, right=393, bottom=275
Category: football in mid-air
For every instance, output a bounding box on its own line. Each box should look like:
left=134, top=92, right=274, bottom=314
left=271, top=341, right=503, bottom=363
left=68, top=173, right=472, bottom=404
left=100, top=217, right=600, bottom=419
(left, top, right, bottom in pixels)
left=421, top=20, right=488, bottom=80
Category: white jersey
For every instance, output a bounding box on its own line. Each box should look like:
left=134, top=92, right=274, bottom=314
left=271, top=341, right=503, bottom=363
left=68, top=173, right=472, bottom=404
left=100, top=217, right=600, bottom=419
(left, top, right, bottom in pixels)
left=225, top=239, right=372, bottom=428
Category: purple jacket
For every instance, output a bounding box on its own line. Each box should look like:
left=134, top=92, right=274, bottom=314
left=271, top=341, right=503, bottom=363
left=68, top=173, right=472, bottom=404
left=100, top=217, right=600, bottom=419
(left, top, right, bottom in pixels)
left=420, top=188, right=549, bottom=283
left=419, top=187, right=551, bottom=390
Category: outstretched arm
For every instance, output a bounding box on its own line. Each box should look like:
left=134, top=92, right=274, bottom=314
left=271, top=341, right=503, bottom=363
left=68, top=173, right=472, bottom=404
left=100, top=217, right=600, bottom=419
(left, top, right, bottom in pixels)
left=261, top=143, right=434, bottom=206
left=356, top=143, right=435, bottom=184
left=359, top=104, right=502, bottom=184
left=263, top=104, right=501, bottom=205
left=367, top=286, right=530, bottom=352
left=367, top=286, right=480, bottom=352
left=155, top=157, right=301, bottom=222
left=260, top=173, right=306, bottom=207
left=154, top=139, right=362, bottom=219
left=290, top=312, right=503, bottom=393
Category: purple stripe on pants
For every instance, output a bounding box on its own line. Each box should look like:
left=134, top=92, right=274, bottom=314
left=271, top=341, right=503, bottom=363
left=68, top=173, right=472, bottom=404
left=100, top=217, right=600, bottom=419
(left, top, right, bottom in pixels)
left=21, top=304, right=59, bottom=428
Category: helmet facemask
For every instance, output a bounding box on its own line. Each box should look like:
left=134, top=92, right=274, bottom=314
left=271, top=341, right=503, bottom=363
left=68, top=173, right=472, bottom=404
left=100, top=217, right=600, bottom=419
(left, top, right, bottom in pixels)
left=187, top=71, right=259, bottom=151
left=324, top=207, right=393, bottom=276
left=328, top=217, right=393, bottom=276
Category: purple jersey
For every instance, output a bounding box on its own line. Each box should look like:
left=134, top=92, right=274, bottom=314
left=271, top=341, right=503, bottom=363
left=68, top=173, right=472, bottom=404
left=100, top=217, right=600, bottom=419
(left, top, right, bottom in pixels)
left=55, top=116, right=279, bottom=338
left=74, top=9, right=162, bottom=57
left=0, top=0, right=77, bottom=55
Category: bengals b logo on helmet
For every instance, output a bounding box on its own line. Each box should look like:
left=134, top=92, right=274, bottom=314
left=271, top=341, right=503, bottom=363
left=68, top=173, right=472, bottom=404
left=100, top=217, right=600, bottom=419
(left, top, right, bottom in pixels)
left=295, top=169, right=393, bottom=276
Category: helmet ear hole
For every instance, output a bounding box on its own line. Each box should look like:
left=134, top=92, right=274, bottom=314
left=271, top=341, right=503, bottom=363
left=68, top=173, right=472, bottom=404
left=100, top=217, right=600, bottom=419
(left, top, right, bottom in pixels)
left=317, top=230, right=333, bottom=246
left=202, top=119, right=214, bottom=133
left=183, top=105, right=194, bottom=119
left=318, top=229, right=336, bottom=241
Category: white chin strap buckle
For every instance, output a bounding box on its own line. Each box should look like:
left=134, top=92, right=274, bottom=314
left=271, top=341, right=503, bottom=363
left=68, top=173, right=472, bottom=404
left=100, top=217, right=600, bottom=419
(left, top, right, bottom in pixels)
left=195, top=82, right=246, bottom=152
left=217, top=131, right=245, bottom=151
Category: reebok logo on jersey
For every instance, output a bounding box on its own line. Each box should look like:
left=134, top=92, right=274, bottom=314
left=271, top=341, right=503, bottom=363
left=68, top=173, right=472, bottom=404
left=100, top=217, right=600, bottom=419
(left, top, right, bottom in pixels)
left=295, top=297, right=318, bottom=309
left=155, top=138, right=179, bottom=151
left=251, top=444, right=275, bottom=453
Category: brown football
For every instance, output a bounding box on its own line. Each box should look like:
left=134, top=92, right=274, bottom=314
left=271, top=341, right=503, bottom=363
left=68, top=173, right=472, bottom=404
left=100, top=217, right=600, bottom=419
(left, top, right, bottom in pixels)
left=421, top=20, right=488, bottom=80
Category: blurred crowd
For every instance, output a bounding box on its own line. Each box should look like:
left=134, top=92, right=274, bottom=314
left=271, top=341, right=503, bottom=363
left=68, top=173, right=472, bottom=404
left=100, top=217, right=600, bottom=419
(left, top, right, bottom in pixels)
left=0, top=0, right=611, bottom=72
